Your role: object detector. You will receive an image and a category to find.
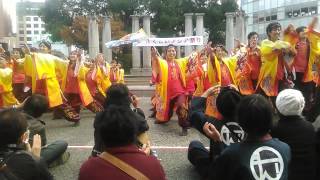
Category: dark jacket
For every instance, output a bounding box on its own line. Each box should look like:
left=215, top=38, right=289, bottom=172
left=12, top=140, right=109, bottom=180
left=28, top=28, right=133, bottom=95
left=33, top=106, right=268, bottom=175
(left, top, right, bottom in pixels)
left=271, top=115, right=317, bottom=180
left=190, top=97, right=245, bottom=159
left=80, top=144, right=165, bottom=180
left=0, top=146, right=53, bottom=180
left=25, top=114, right=47, bottom=146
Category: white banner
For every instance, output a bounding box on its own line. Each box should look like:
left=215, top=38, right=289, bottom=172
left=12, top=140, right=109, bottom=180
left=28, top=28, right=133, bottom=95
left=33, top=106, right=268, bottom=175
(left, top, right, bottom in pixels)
left=134, top=36, right=203, bottom=47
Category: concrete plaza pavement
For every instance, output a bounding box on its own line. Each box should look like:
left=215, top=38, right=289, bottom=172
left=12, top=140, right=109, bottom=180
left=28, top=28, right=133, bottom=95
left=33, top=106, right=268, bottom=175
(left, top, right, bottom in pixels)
left=44, top=97, right=209, bottom=180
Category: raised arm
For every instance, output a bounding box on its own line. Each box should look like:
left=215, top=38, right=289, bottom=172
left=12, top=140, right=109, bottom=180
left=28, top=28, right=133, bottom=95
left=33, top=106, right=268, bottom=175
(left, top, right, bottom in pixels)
left=151, top=47, right=160, bottom=75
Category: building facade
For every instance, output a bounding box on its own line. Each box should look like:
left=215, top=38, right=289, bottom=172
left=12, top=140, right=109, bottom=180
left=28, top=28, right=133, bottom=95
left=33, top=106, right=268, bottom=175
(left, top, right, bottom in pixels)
left=241, top=0, right=320, bottom=39
left=16, top=1, right=50, bottom=46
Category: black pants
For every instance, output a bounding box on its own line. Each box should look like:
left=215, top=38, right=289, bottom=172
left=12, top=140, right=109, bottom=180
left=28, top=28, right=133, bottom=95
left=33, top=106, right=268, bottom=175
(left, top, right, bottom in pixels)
left=40, top=140, right=68, bottom=166
left=294, top=72, right=316, bottom=120
left=188, top=140, right=212, bottom=178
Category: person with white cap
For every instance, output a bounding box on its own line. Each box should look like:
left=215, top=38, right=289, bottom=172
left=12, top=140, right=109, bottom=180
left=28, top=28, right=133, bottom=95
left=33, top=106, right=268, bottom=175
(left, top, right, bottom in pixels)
left=272, top=88, right=318, bottom=180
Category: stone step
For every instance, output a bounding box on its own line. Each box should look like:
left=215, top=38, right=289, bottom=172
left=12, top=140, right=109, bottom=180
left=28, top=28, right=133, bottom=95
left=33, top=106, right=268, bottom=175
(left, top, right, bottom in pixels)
left=124, top=75, right=151, bottom=86
left=128, top=85, right=155, bottom=97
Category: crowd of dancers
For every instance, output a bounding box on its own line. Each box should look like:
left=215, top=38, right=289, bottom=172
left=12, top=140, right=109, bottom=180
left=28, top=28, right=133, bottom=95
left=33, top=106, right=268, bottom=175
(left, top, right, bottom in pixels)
left=149, top=16, right=320, bottom=135
left=0, top=42, right=124, bottom=126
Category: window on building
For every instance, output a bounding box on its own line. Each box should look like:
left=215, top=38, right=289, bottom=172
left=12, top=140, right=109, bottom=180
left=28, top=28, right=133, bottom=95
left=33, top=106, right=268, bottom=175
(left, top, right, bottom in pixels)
left=34, top=17, right=39, bottom=21
left=293, top=9, right=300, bottom=17
left=271, top=15, right=277, bottom=20
left=41, top=24, right=45, bottom=28
left=19, top=30, right=24, bottom=34
left=286, top=5, right=317, bottom=18
left=266, top=16, right=271, bottom=21
left=26, top=17, right=31, bottom=21
left=34, top=30, right=39, bottom=34
left=301, top=7, right=308, bottom=16
left=253, top=13, right=259, bottom=24
left=42, top=31, right=46, bottom=34
left=34, top=24, right=39, bottom=28
left=310, top=6, right=317, bottom=15
left=26, top=24, right=31, bottom=28
left=19, top=37, right=24, bottom=41
left=26, top=31, right=31, bottom=34
left=258, top=17, right=265, bottom=23
left=19, top=24, right=24, bottom=28
left=27, top=37, right=32, bottom=41
left=18, top=16, right=23, bottom=21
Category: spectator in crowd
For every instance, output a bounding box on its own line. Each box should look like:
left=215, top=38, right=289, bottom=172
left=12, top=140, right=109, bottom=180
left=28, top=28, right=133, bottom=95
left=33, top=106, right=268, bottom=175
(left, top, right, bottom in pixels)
left=92, top=83, right=149, bottom=157
left=207, top=94, right=291, bottom=180
left=79, top=105, right=166, bottom=180
left=188, top=85, right=244, bottom=178
left=0, top=109, right=53, bottom=180
left=23, top=94, right=70, bottom=167
left=272, top=89, right=318, bottom=180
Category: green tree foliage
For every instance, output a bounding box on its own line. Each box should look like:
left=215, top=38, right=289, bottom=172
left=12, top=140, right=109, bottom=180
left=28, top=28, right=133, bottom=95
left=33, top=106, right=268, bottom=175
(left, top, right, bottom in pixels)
left=40, top=0, right=238, bottom=46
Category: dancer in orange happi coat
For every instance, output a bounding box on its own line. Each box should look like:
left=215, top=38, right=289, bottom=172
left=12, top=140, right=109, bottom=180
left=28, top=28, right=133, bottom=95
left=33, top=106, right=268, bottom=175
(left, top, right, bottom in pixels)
left=62, top=51, right=103, bottom=117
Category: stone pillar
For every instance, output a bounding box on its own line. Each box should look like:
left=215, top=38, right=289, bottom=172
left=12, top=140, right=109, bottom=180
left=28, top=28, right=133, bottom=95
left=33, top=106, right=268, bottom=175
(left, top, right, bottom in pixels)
left=195, top=13, right=205, bottom=50
left=176, top=46, right=181, bottom=58
left=142, top=15, right=151, bottom=72
left=184, top=13, right=193, bottom=56
left=235, top=11, right=246, bottom=44
left=130, top=15, right=140, bottom=74
left=88, top=16, right=99, bottom=59
left=102, top=16, right=112, bottom=63
left=225, top=12, right=235, bottom=53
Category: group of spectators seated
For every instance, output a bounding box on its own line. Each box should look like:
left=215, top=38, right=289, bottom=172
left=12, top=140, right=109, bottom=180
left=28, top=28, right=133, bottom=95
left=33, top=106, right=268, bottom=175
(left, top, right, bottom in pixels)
left=188, top=85, right=320, bottom=180
left=1, top=83, right=320, bottom=180
left=0, top=94, right=68, bottom=180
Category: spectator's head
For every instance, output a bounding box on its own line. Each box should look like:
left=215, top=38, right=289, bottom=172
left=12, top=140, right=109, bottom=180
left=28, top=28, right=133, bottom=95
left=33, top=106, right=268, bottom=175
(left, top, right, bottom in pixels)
left=266, top=22, right=281, bottom=41
left=216, top=87, right=242, bottom=119
left=276, top=89, right=305, bottom=116
left=23, top=94, right=49, bottom=118
left=98, top=105, right=137, bottom=148
left=247, top=32, right=259, bottom=48
left=0, top=109, right=28, bottom=147
left=104, top=83, right=131, bottom=108
left=296, top=26, right=307, bottom=39
left=165, top=44, right=177, bottom=60
left=237, top=94, right=273, bottom=137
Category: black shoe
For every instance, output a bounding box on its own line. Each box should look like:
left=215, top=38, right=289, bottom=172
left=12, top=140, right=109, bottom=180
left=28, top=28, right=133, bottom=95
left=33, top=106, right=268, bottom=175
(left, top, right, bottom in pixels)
left=179, top=128, right=188, bottom=136
left=148, top=111, right=156, bottom=118
left=73, top=121, right=80, bottom=127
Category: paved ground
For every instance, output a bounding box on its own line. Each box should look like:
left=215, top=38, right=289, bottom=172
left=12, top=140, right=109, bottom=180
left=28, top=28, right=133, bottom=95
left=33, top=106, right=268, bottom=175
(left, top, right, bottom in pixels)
left=43, top=97, right=209, bottom=180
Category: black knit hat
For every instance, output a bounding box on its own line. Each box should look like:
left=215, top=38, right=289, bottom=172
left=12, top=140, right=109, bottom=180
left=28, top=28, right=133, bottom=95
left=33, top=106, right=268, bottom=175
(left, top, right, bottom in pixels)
left=216, top=87, right=242, bottom=119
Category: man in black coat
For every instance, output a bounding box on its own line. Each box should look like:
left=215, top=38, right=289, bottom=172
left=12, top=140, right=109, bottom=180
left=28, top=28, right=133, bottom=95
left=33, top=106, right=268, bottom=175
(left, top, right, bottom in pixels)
left=272, top=89, right=318, bottom=180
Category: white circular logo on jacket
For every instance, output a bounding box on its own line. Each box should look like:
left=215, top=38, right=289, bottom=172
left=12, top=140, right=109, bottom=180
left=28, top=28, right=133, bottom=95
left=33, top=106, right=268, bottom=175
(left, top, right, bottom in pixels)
left=250, top=146, right=284, bottom=180
left=220, top=122, right=245, bottom=146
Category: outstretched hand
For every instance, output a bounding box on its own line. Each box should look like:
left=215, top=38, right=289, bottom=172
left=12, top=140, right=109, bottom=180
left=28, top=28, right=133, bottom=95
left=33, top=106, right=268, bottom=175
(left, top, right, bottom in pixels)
left=205, top=41, right=213, bottom=55
left=151, top=47, right=158, bottom=58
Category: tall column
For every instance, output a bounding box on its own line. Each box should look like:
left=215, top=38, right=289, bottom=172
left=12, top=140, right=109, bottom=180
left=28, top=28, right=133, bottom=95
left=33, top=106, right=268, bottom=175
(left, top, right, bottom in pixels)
left=102, top=16, right=112, bottom=63
left=195, top=13, right=205, bottom=50
left=235, top=11, right=246, bottom=44
left=88, top=16, right=99, bottom=59
left=184, top=13, right=193, bottom=56
left=176, top=46, right=181, bottom=58
left=225, top=12, right=235, bottom=53
left=130, top=15, right=140, bottom=74
left=142, top=15, right=151, bottom=71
